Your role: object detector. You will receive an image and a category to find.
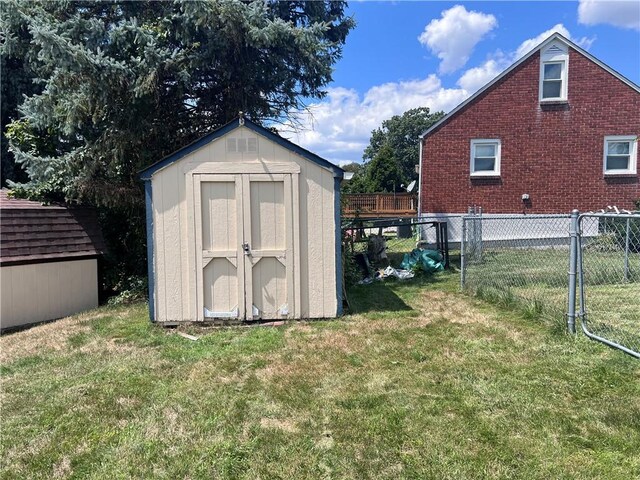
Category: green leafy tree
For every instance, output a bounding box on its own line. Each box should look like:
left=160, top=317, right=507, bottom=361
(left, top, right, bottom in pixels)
left=1, top=0, right=354, bottom=288
left=340, top=161, right=366, bottom=194
left=363, top=107, right=445, bottom=183
left=363, top=143, right=403, bottom=193
left=341, top=162, right=361, bottom=173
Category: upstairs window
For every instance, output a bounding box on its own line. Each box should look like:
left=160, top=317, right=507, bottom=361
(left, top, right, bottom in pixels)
left=604, top=136, right=637, bottom=175
left=539, top=41, right=568, bottom=102
left=541, top=62, right=564, bottom=99
left=470, top=139, right=501, bottom=176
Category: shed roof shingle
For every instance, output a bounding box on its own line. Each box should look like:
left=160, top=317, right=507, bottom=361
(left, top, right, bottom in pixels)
left=0, top=190, right=106, bottom=266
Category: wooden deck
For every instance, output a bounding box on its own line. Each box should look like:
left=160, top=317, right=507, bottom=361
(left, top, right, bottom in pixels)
left=343, top=193, right=417, bottom=218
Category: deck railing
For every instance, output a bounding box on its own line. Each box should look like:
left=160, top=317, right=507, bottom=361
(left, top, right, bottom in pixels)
left=343, top=193, right=417, bottom=217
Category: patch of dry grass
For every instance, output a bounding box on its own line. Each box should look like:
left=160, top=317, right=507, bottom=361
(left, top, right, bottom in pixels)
left=259, top=417, right=299, bottom=433
left=0, top=310, right=106, bottom=363
left=1, top=276, right=639, bottom=479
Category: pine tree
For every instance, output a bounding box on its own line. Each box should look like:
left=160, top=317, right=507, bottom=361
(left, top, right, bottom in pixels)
left=1, top=0, right=354, bottom=283
left=364, top=143, right=403, bottom=193
left=363, top=107, right=445, bottom=183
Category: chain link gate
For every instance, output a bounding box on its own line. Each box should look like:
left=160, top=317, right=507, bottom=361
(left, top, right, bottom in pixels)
left=577, top=212, right=640, bottom=358
left=460, top=209, right=639, bottom=358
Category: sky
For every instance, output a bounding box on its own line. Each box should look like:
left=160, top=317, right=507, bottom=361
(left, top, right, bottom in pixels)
left=282, top=0, right=640, bottom=166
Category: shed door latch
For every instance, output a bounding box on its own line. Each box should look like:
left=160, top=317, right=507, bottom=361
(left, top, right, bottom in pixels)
left=242, top=242, right=251, bottom=255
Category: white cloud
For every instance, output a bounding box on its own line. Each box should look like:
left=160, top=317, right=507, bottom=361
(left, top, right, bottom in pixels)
left=456, top=55, right=508, bottom=92
left=457, top=24, right=596, bottom=94
left=418, top=5, right=497, bottom=74
left=283, top=24, right=600, bottom=164
left=283, top=77, right=469, bottom=164
left=578, top=0, right=640, bottom=31
left=514, top=24, right=572, bottom=58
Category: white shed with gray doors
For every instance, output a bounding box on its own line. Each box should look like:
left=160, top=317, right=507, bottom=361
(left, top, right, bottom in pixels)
left=140, top=117, right=344, bottom=323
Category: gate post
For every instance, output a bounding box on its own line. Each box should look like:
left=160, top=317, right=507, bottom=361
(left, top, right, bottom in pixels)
left=567, top=209, right=579, bottom=334
left=624, top=217, right=630, bottom=283
left=460, top=216, right=467, bottom=291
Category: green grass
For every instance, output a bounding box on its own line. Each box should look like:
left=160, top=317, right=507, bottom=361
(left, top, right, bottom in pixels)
left=465, top=248, right=640, bottom=344
left=1, top=271, right=639, bottom=479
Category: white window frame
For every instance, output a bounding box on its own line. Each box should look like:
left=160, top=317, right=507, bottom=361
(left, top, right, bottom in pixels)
left=540, top=61, right=567, bottom=101
left=470, top=139, right=501, bottom=177
left=603, top=135, right=638, bottom=175
left=539, top=41, right=569, bottom=103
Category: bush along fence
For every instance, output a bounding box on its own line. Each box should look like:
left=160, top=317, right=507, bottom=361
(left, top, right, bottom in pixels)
left=342, top=217, right=450, bottom=288
left=461, top=209, right=639, bottom=358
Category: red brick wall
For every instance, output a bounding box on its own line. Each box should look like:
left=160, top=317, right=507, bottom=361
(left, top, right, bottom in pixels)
left=421, top=48, right=640, bottom=214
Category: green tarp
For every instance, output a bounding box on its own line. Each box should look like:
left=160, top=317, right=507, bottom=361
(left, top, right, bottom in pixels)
left=400, top=249, right=444, bottom=274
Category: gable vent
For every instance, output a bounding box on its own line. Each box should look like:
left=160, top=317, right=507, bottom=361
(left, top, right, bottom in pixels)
left=545, top=45, right=563, bottom=55
left=226, top=137, right=257, bottom=153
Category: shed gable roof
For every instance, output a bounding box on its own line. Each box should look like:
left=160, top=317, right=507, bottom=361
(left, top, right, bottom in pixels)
left=0, top=190, right=105, bottom=266
left=140, top=117, right=344, bottom=180
left=420, top=33, right=640, bottom=139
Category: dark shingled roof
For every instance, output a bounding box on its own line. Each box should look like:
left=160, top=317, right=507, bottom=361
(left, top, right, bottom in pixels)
left=0, top=190, right=105, bottom=266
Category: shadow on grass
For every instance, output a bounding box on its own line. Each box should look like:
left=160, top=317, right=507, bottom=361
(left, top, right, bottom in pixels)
left=345, top=273, right=448, bottom=314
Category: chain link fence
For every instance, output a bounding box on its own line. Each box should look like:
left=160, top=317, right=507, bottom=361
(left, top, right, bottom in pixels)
left=578, top=213, right=640, bottom=357
left=461, top=213, right=574, bottom=323
left=461, top=210, right=639, bottom=358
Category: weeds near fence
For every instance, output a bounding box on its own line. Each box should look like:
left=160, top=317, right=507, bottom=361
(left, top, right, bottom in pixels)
left=461, top=214, right=573, bottom=327
left=461, top=211, right=640, bottom=358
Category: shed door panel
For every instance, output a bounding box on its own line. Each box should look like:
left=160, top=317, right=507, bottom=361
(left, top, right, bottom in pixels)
left=244, top=175, right=293, bottom=320
left=201, top=181, right=237, bottom=251
left=193, top=172, right=297, bottom=321
left=195, top=175, right=244, bottom=320
left=203, top=258, right=238, bottom=317
left=250, top=181, right=285, bottom=250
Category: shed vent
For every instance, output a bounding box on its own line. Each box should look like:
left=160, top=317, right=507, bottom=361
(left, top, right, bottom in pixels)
left=226, top=137, right=258, bottom=153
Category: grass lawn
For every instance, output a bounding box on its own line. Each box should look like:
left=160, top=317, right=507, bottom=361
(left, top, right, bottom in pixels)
left=1, top=271, right=639, bottom=479
left=464, top=248, right=640, bottom=352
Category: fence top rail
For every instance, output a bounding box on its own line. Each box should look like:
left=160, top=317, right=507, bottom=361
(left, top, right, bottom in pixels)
left=343, top=192, right=416, bottom=197
left=578, top=211, right=640, bottom=220
left=341, top=218, right=450, bottom=230
left=462, top=214, right=572, bottom=220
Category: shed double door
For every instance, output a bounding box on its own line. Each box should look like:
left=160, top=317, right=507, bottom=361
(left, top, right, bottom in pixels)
left=193, top=173, right=296, bottom=321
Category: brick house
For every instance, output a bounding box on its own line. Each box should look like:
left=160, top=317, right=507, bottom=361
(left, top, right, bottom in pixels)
left=419, top=33, right=640, bottom=217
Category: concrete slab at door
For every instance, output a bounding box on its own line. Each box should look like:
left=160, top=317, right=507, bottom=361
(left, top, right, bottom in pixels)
left=194, top=174, right=244, bottom=320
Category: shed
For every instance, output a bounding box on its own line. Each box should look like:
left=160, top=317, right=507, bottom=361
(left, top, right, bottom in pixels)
left=0, top=190, right=105, bottom=330
left=140, top=116, right=344, bottom=323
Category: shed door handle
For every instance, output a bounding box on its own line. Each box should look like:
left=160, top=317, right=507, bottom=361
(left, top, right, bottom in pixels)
left=242, top=242, right=251, bottom=255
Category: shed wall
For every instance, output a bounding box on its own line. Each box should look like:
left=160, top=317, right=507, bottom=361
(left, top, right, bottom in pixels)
left=0, top=259, right=98, bottom=329
left=152, top=126, right=337, bottom=321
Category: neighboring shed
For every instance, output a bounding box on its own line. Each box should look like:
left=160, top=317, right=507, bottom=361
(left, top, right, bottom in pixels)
left=140, top=116, right=344, bottom=323
left=0, top=190, right=105, bottom=330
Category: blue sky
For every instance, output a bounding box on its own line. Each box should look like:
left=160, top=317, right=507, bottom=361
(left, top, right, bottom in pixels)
left=283, top=1, right=640, bottom=165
